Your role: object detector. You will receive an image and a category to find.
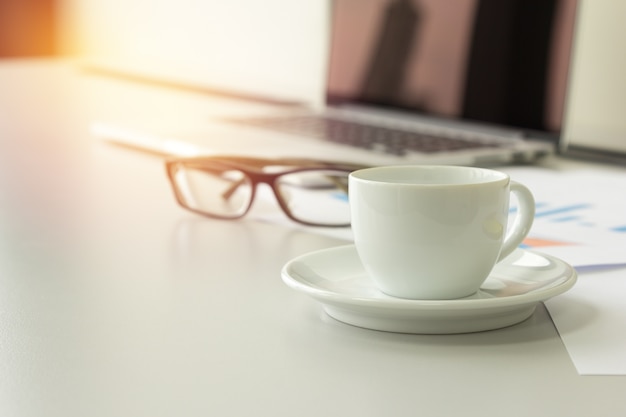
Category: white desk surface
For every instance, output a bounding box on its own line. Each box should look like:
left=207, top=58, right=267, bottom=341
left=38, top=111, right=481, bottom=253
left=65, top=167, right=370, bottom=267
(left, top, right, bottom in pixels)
left=1, top=59, right=625, bottom=417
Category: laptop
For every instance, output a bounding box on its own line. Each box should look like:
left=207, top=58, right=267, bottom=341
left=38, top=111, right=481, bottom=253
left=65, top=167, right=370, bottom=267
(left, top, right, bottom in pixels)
left=92, top=0, right=580, bottom=167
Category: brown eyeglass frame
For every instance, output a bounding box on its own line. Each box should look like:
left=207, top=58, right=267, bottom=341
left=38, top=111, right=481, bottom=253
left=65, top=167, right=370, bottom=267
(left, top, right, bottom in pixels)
left=165, top=155, right=366, bottom=227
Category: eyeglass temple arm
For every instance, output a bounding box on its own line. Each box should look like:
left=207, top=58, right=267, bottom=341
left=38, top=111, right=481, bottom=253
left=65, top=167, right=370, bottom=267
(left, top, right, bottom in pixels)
left=221, top=178, right=245, bottom=201
left=220, top=172, right=348, bottom=202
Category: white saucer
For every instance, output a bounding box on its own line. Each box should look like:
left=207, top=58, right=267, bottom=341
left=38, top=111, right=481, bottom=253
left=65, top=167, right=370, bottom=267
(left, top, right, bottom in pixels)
left=281, top=245, right=576, bottom=334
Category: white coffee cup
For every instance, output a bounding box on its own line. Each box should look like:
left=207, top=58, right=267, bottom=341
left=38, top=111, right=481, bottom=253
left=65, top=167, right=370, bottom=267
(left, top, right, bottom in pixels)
left=349, top=165, right=535, bottom=300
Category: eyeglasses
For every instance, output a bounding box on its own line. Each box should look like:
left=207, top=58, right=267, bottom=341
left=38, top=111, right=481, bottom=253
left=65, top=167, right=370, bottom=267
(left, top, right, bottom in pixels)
left=165, top=156, right=366, bottom=227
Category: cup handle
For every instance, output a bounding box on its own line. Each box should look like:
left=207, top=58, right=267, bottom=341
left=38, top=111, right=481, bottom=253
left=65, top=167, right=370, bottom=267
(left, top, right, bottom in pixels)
left=497, top=181, right=535, bottom=262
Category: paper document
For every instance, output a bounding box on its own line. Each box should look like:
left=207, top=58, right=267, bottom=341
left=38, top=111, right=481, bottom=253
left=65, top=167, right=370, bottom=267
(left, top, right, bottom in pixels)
left=502, top=167, right=626, bottom=376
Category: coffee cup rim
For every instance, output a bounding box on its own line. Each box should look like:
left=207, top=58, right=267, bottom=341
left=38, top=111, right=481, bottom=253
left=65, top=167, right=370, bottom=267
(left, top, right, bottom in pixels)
left=349, top=165, right=509, bottom=186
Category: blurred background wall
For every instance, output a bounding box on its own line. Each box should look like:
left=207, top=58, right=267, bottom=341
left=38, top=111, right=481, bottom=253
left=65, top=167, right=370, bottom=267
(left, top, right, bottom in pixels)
left=1, top=0, right=328, bottom=104
left=0, top=0, right=56, bottom=56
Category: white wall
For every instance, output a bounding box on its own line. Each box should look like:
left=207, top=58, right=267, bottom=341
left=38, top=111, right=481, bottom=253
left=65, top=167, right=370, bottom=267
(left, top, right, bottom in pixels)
left=57, top=0, right=330, bottom=104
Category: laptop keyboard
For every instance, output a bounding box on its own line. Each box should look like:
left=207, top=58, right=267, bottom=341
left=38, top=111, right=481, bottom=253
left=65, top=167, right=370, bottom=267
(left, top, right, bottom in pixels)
left=230, top=115, right=501, bottom=156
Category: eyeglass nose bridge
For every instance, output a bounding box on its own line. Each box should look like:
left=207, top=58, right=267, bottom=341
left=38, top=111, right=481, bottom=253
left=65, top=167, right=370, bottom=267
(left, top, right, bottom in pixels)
left=254, top=171, right=294, bottom=211
left=219, top=168, right=276, bottom=199
left=226, top=170, right=289, bottom=216
left=219, top=169, right=297, bottom=220
left=249, top=170, right=317, bottom=223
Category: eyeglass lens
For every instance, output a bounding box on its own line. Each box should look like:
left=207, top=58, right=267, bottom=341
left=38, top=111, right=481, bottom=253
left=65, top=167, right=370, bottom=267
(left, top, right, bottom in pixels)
left=173, top=165, right=253, bottom=218
left=275, top=170, right=350, bottom=226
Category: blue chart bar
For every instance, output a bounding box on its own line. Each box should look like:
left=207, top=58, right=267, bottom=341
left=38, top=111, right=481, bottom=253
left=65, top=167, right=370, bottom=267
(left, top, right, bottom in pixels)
left=527, top=203, right=626, bottom=234
left=534, top=203, right=592, bottom=218
left=511, top=203, right=625, bottom=233
left=551, top=216, right=581, bottom=223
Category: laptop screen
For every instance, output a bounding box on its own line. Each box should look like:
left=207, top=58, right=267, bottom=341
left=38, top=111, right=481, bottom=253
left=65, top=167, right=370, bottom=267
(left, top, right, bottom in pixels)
left=327, top=0, right=578, bottom=137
